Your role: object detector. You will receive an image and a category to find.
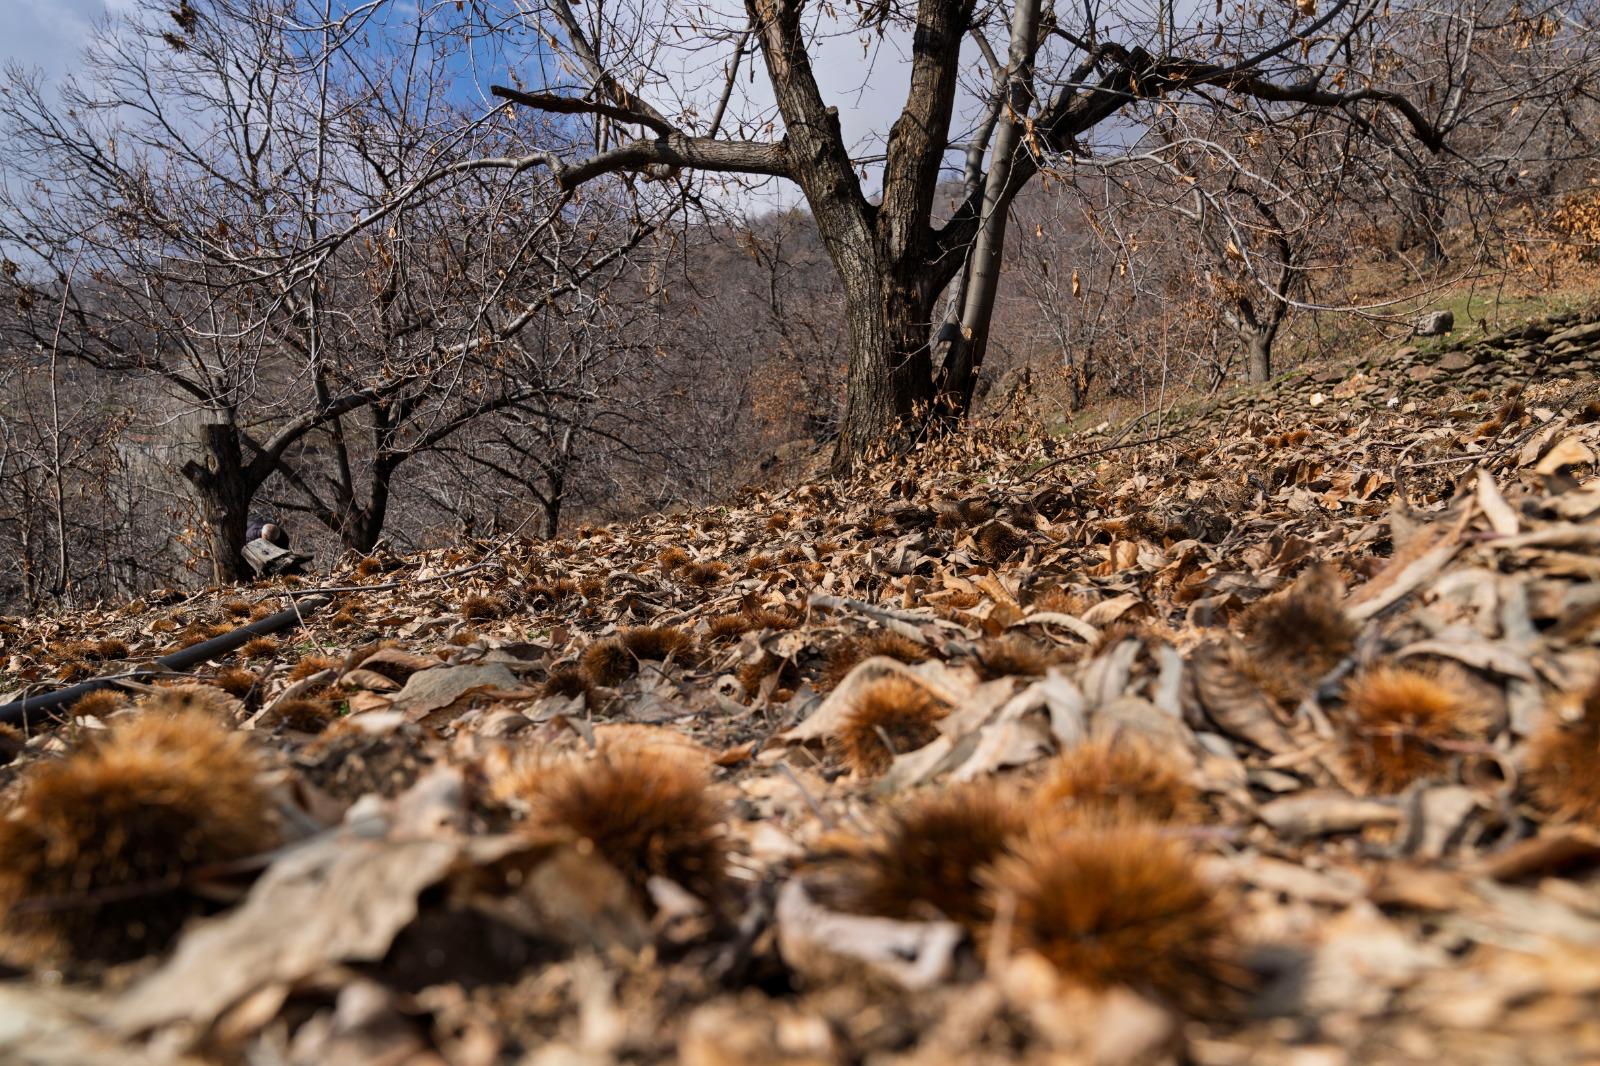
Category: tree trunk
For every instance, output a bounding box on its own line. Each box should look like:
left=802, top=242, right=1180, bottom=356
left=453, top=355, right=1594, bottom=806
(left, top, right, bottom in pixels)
left=1397, top=182, right=1447, bottom=267
left=1246, top=329, right=1273, bottom=384
left=832, top=268, right=938, bottom=466
left=190, top=479, right=252, bottom=583
left=338, top=506, right=385, bottom=557
left=18, top=513, right=37, bottom=610
left=343, top=454, right=396, bottom=556
left=745, top=0, right=969, bottom=470
left=933, top=0, right=1040, bottom=418
left=181, top=418, right=255, bottom=583
left=543, top=426, right=576, bottom=539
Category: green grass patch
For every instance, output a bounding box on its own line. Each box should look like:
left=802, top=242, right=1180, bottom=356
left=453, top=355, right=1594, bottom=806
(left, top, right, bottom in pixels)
left=1409, top=288, right=1589, bottom=355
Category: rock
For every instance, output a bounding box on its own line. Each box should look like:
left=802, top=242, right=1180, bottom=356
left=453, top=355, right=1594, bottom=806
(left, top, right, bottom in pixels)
left=1547, top=321, right=1600, bottom=348
left=1438, top=350, right=1475, bottom=372
left=1415, top=310, right=1455, bottom=336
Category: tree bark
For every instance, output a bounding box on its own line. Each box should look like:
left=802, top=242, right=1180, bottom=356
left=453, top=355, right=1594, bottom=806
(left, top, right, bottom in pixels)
left=181, top=419, right=255, bottom=584
left=1246, top=328, right=1273, bottom=384
left=543, top=426, right=576, bottom=538
left=933, top=0, right=1040, bottom=418
left=832, top=268, right=940, bottom=463
left=745, top=0, right=972, bottom=469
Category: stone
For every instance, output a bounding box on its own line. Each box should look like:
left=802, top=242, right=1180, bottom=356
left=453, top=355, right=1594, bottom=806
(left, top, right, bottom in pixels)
left=1437, top=350, right=1475, bottom=372
left=1547, top=321, right=1600, bottom=348
left=1415, top=310, right=1454, bottom=336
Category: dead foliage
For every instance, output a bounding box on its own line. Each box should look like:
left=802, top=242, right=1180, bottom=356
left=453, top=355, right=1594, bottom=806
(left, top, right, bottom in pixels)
left=1, top=311, right=1600, bottom=1061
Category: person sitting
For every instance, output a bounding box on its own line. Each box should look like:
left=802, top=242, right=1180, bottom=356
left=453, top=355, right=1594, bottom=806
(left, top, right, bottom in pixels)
left=241, top=514, right=310, bottom=578
left=245, top=515, right=290, bottom=549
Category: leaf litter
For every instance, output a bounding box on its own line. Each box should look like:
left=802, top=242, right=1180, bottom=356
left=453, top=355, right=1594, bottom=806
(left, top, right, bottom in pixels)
left=2, top=311, right=1600, bottom=1063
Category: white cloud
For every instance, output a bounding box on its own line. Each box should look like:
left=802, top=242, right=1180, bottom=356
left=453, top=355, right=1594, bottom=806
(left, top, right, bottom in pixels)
left=2, top=0, right=124, bottom=89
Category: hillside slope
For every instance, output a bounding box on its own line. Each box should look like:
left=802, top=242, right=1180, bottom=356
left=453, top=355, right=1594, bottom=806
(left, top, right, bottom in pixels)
left=3, top=308, right=1600, bottom=1064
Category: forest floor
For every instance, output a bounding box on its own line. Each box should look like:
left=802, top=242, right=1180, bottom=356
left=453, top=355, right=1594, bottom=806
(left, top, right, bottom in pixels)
left=5, top=304, right=1600, bottom=1064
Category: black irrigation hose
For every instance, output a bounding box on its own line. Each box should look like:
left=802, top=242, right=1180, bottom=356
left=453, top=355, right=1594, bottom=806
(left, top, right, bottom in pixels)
left=0, top=594, right=333, bottom=732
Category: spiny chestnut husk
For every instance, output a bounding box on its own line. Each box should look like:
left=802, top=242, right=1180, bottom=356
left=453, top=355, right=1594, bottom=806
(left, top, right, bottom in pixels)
left=1238, top=565, right=1357, bottom=707
left=1527, top=679, right=1600, bottom=825
left=833, top=674, right=948, bottom=777
left=1036, top=736, right=1200, bottom=825
left=820, top=630, right=929, bottom=691
left=1340, top=665, right=1486, bottom=793
left=984, top=821, right=1243, bottom=1014
left=971, top=634, right=1060, bottom=681
left=836, top=779, right=1026, bottom=929
left=0, top=710, right=276, bottom=966
left=509, top=743, right=727, bottom=908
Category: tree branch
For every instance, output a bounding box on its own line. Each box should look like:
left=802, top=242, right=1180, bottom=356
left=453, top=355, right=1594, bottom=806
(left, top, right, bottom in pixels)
left=540, top=0, right=674, bottom=130
left=746, top=0, right=872, bottom=231
left=549, top=132, right=791, bottom=190
left=490, top=85, right=674, bottom=137
left=878, top=0, right=976, bottom=261
left=1168, top=61, right=1447, bottom=153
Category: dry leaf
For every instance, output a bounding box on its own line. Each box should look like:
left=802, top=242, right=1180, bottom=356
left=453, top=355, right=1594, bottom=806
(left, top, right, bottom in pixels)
left=776, top=879, right=963, bottom=989
left=1534, top=434, right=1596, bottom=475
left=1186, top=643, right=1299, bottom=755
left=388, top=663, right=524, bottom=720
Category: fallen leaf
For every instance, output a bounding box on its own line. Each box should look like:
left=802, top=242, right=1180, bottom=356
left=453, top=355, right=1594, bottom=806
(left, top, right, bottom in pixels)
left=116, top=817, right=463, bottom=1034
left=1476, top=469, right=1519, bottom=536
left=775, top=879, right=962, bottom=990
left=1186, top=643, right=1299, bottom=755
left=1475, top=829, right=1600, bottom=882
left=1259, top=791, right=1402, bottom=838
left=388, top=663, right=524, bottom=720
left=1534, top=433, right=1596, bottom=475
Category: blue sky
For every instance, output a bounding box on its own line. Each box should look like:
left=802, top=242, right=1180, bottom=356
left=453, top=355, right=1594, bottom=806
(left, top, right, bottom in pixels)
left=0, top=0, right=1156, bottom=211
left=2, top=0, right=133, bottom=86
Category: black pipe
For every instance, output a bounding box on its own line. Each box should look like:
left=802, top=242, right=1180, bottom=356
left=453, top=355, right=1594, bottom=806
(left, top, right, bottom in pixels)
left=0, top=594, right=332, bottom=732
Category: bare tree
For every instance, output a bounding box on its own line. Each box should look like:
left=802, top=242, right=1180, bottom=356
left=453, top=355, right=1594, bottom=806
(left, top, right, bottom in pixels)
left=0, top=0, right=654, bottom=581
left=1008, top=1, right=1600, bottom=390
left=1346, top=2, right=1600, bottom=276
left=416, top=0, right=1484, bottom=466
left=0, top=314, right=148, bottom=609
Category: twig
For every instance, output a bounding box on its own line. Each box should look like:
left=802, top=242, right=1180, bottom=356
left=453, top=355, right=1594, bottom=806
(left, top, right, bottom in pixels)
left=777, top=763, right=832, bottom=830
left=1026, top=429, right=1190, bottom=479
left=807, top=594, right=970, bottom=639
left=1400, top=450, right=1509, bottom=471
left=280, top=505, right=546, bottom=599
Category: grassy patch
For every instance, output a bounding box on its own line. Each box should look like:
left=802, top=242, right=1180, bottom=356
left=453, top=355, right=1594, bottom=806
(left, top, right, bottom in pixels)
left=1410, top=288, right=1587, bottom=353
left=1025, top=271, right=1600, bottom=456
